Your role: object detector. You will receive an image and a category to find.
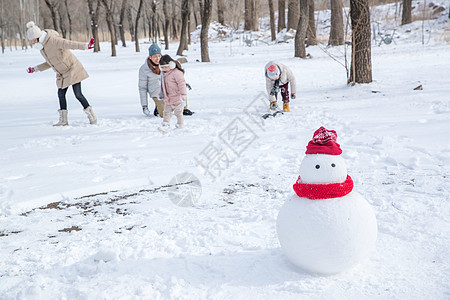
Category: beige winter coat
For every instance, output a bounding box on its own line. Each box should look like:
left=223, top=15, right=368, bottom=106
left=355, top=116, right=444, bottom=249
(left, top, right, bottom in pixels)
left=36, top=30, right=89, bottom=89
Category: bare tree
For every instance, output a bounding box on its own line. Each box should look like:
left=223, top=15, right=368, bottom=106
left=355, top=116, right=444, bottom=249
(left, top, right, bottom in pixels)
left=87, top=0, right=101, bottom=52
left=254, top=0, right=260, bottom=30
left=192, top=0, right=199, bottom=27
left=127, top=3, right=135, bottom=42
left=329, top=0, right=344, bottom=45
left=268, top=0, right=276, bottom=40
left=177, top=0, right=189, bottom=55
left=64, top=0, right=73, bottom=39
left=278, top=0, right=286, bottom=32
left=135, top=0, right=144, bottom=52
left=58, top=3, right=67, bottom=38
left=287, top=0, right=299, bottom=30
left=217, top=0, right=225, bottom=24
left=245, top=0, right=257, bottom=31
left=294, top=0, right=308, bottom=58
left=44, top=0, right=60, bottom=32
left=143, top=7, right=148, bottom=37
left=172, top=0, right=178, bottom=39
left=101, top=0, right=116, bottom=56
left=18, top=0, right=27, bottom=49
left=187, top=0, right=192, bottom=44
left=118, top=0, right=127, bottom=47
left=306, top=0, right=316, bottom=45
left=1, top=0, right=4, bottom=53
left=401, top=0, right=412, bottom=25
left=349, top=0, right=372, bottom=84
left=148, top=1, right=159, bottom=43
left=163, top=0, right=170, bottom=49
left=199, top=0, right=212, bottom=62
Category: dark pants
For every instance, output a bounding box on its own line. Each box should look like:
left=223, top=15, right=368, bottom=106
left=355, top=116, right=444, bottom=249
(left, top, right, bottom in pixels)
left=58, top=82, right=90, bottom=110
left=275, top=83, right=290, bottom=103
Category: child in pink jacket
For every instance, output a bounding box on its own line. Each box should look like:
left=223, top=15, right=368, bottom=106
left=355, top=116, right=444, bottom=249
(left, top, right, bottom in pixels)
left=158, top=55, right=187, bottom=131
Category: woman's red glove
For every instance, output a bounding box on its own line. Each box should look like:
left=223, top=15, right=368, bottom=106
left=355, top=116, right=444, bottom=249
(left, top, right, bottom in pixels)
left=87, top=38, right=95, bottom=49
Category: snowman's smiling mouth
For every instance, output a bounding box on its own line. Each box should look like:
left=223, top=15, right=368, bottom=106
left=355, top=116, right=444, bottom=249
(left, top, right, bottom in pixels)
left=293, top=175, right=354, bottom=200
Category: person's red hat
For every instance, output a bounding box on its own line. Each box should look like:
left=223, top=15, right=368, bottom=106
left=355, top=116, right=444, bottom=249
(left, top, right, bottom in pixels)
left=305, top=127, right=342, bottom=155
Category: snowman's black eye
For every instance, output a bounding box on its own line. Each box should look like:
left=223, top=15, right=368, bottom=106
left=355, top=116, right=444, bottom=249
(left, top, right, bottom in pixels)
left=315, top=165, right=320, bottom=169
left=331, top=163, right=336, bottom=167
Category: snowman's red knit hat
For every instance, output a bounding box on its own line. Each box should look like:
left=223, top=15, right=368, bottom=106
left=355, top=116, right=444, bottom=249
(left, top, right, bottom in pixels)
left=305, top=126, right=342, bottom=155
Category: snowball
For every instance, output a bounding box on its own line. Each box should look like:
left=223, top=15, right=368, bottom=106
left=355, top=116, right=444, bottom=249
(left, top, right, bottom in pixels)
left=276, top=193, right=377, bottom=275
left=299, top=154, right=347, bottom=184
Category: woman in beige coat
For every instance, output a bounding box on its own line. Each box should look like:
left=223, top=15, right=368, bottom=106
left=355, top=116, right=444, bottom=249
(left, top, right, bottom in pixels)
left=26, top=21, right=97, bottom=126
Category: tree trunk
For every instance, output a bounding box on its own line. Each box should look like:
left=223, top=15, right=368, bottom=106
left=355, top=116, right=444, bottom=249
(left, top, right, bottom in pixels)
left=244, top=0, right=258, bottom=31
left=278, top=0, right=286, bottom=32
left=87, top=0, right=101, bottom=52
left=135, top=0, right=144, bottom=52
left=329, top=0, right=344, bottom=45
left=101, top=0, right=116, bottom=56
left=294, top=0, right=308, bottom=58
left=349, top=0, right=372, bottom=84
left=172, top=0, right=178, bottom=39
left=192, top=0, right=199, bottom=27
left=188, top=0, right=192, bottom=44
left=18, top=0, right=27, bottom=49
left=64, top=0, right=73, bottom=39
left=119, top=0, right=127, bottom=47
left=59, top=8, right=66, bottom=38
left=163, top=0, right=170, bottom=50
left=306, top=0, right=317, bottom=45
left=113, top=5, right=119, bottom=46
left=44, top=0, right=60, bottom=32
left=244, top=0, right=253, bottom=30
left=177, top=0, right=189, bottom=56
left=200, top=0, right=212, bottom=62
left=17, top=24, right=25, bottom=50
left=287, top=0, right=299, bottom=30
left=127, top=5, right=135, bottom=42
left=268, top=0, right=276, bottom=40
left=253, top=0, right=260, bottom=30
left=143, top=8, right=148, bottom=38
left=1, top=0, right=4, bottom=54
left=151, top=2, right=159, bottom=42
left=9, top=26, right=13, bottom=51
left=150, top=12, right=154, bottom=42
left=217, top=0, right=224, bottom=24
left=401, top=0, right=412, bottom=25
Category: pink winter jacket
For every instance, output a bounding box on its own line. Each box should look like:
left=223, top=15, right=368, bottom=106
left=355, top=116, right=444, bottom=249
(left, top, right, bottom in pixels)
left=161, top=68, right=187, bottom=106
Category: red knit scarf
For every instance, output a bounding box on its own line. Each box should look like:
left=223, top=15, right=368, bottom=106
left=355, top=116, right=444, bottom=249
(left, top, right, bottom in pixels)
left=147, top=57, right=161, bottom=75
left=293, top=175, right=353, bottom=200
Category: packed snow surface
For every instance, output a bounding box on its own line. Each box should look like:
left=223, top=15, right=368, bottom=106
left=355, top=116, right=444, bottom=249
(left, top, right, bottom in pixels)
left=1, top=6, right=450, bottom=299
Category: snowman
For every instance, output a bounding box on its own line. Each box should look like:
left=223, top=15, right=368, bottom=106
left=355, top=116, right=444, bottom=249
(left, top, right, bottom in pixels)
left=277, top=127, right=377, bottom=275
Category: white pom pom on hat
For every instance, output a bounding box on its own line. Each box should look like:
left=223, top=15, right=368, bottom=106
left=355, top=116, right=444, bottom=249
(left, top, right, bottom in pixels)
left=26, top=21, right=43, bottom=40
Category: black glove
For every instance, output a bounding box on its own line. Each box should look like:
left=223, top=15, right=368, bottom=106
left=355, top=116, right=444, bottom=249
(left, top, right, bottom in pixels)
left=186, top=83, right=192, bottom=90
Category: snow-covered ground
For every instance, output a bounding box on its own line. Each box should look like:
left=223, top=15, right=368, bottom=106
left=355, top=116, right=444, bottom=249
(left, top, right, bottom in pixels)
left=1, top=5, right=449, bottom=299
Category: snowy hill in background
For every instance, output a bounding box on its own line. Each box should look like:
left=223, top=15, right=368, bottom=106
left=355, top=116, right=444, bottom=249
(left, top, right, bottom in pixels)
left=0, top=2, right=449, bottom=299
